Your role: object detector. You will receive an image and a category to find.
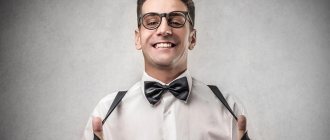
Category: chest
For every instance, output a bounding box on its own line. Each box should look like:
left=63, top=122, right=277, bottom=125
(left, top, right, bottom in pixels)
left=105, top=92, right=234, bottom=140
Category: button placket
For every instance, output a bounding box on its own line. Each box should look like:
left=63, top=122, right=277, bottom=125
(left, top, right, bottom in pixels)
left=162, top=90, right=177, bottom=140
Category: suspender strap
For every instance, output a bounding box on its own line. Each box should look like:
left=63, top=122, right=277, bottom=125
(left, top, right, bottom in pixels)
left=94, top=86, right=250, bottom=140
left=102, top=91, right=127, bottom=124
left=208, top=85, right=250, bottom=140
left=241, top=132, right=250, bottom=140
left=208, top=85, right=238, bottom=120
left=94, top=91, right=127, bottom=140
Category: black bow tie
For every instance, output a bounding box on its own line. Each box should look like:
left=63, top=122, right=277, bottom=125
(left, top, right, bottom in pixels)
left=144, top=77, right=189, bottom=105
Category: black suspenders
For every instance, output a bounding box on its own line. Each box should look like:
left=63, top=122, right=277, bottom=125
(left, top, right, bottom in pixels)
left=94, top=85, right=250, bottom=140
left=208, top=85, right=250, bottom=140
left=207, top=85, right=238, bottom=120
left=101, top=91, right=127, bottom=125
left=93, top=91, right=127, bottom=140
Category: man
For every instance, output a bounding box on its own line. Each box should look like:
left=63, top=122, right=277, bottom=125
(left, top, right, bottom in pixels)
left=83, top=0, right=249, bottom=139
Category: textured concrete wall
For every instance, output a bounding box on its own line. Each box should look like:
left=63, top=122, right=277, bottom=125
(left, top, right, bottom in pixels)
left=0, top=0, right=329, bottom=139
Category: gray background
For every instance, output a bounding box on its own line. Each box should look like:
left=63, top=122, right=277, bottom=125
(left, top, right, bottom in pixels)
left=0, top=0, right=329, bottom=140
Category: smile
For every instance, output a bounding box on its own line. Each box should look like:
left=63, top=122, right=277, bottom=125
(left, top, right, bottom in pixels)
left=153, top=42, right=176, bottom=48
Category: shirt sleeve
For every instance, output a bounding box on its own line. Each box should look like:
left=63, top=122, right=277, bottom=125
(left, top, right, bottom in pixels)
left=81, top=92, right=118, bottom=140
left=225, top=93, right=248, bottom=140
left=225, top=94, right=247, bottom=117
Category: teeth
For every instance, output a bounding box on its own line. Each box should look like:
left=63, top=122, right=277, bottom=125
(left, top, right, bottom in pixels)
left=155, top=43, right=173, bottom=48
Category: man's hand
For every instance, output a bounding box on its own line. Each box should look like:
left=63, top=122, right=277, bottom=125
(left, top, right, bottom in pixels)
left=237, top=115, right=247, bottom=140
left=92, top=117, right=104, bottom=140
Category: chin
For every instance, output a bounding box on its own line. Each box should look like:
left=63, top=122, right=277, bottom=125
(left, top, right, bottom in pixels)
left=154, top=61, right=174, bottom=68
left=146, top=58, right=175, bottom=68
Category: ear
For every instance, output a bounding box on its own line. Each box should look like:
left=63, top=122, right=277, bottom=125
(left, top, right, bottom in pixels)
left=135, top=29, right=142, bottom=50
left=188, top=29, right=196, bottom=50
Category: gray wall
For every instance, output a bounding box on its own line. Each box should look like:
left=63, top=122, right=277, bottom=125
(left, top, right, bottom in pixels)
left=0, top=0, right=329, bottom=139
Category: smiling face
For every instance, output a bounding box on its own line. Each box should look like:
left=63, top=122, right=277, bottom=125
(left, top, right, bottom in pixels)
left=135, top=0, right=196, bottom=75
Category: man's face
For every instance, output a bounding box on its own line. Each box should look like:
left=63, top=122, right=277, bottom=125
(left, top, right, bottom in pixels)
left=135, top=0, right=196, bottom=71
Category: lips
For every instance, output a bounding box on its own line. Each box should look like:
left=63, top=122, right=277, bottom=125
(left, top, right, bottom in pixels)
left=152, top=42, right=176, bottom=48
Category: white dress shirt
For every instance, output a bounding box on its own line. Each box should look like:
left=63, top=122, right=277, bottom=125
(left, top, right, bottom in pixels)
left=82, top=70, right=246, bottom=140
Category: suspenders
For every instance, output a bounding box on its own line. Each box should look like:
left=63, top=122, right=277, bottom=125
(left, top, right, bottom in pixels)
left=207, top=85, right=238, bottom=120
left=101, top=91, right=127, bottom=125
left=93, top=91, right=127, bottom=140
left=94, top=85, right=250, bottom=140
left=207, top=85, right=250, bottom=140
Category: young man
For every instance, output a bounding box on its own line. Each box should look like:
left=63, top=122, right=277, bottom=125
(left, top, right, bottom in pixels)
left=83, top=0, right=249, bottom=139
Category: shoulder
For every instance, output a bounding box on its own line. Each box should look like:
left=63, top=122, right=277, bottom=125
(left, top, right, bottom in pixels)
left=191, top=77, right=247, bottom=116
left=225, top=93, right=247, bottom=116
left=91, top=81, right=142, bottom=117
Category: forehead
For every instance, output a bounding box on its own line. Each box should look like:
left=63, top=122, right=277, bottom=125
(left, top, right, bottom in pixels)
left=142, top=0, right=188, bottom=14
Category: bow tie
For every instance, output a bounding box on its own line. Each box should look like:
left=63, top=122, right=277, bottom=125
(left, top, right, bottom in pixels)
left=144, top=77, right=189, bottom=105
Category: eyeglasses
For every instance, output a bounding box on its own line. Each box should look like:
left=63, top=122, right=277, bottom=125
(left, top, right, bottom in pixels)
left=138, top=11, right=194, bottom=30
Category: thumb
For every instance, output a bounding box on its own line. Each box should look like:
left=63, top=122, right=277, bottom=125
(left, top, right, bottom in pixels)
left=237, top=115, right=247, bottom=140
left=92, top=117, right=104, bottom=140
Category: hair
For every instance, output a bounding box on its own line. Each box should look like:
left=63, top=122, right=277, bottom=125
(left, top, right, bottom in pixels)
left=137, top=0, right=195, bottom=28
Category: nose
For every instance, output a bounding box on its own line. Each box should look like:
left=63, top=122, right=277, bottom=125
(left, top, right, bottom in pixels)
left=156, top=17, right=172, bottom=36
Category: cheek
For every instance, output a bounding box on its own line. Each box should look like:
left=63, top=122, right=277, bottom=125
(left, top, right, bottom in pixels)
left=140, top=31, right=153, bottom=46
left=177, top=29, right=191, bottom=42
left=180, top=34, right=191, bottom=47
left=141, top=35, right=149, bottom=45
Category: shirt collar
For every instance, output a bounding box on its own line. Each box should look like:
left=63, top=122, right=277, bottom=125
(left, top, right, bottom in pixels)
left=141, top=70, right=192, bottom=104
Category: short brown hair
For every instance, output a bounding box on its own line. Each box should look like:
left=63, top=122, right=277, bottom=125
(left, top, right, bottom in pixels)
left=137, top=0, right=195, bottom=28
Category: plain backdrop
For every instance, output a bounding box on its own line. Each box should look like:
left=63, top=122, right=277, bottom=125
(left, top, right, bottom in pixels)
left=0, top=0, right=329, bottom=139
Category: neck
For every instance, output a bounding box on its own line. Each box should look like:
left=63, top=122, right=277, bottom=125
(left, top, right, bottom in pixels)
left=145, top=66, right=187, bottom=84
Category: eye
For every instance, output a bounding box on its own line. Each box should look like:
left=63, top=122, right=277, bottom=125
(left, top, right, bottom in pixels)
left=143, top=15, right=160, bottom=27
left=146, top=20, right=159, bottom=26
left=169, top=20, right=183, bottom=26
left=168, top=17, right=185, bottom=27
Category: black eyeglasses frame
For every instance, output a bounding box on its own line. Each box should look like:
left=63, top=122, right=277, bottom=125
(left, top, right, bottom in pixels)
left=138, top=11, right=194, bottom=30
